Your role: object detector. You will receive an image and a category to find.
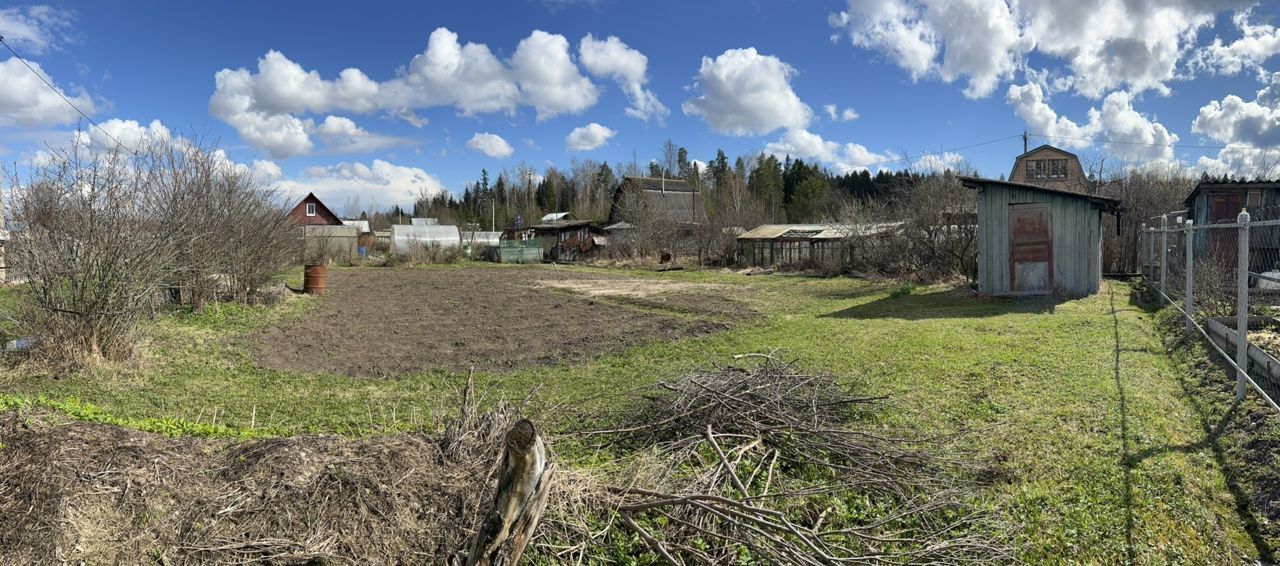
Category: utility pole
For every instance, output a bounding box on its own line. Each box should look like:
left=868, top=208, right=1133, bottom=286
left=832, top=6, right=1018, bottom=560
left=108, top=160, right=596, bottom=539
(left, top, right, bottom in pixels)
left=1022, top=131, right=1028, bottom=153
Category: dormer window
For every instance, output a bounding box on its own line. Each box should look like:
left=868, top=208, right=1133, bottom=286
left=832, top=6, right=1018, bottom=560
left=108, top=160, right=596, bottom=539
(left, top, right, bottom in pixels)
left=1026, top=158, right=1068, bottom=180
left=306, top=203, right=317, bottom=216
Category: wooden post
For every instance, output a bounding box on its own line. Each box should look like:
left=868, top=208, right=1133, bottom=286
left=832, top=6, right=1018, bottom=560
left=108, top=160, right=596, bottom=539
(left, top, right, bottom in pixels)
left=1184, top=219, right=1194, bottom=335
left=1237, top=209, right=1251, bottom=402
left=1159, top=214, right=1168, bottom=303
left=466, top=418, right=554, bottom=566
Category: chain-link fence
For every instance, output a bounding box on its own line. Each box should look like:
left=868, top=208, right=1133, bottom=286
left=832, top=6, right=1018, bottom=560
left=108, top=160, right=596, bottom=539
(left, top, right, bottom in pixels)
left=1141, top=205, right=1280, bottom=412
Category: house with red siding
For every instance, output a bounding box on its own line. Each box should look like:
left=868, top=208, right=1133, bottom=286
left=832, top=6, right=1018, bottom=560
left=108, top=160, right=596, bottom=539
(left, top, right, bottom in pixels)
left=287, top=193, right=343, bottom=226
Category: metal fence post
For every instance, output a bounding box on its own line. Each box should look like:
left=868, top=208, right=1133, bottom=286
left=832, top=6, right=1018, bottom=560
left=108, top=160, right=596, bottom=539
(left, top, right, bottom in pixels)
left=1237, top=209, right=1251, bottom=402
left=1185, top=219, right=1194, bottom=335
left=1146, top=223, right=1154, bottom=282
left=1160, top=214, right=1168, bottom=303
left=1139, top=223, right=1147, bottom=280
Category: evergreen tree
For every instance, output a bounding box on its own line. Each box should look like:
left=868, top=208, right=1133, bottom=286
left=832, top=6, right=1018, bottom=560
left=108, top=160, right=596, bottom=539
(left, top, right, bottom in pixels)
left=787, top=177, right=832, bottom=222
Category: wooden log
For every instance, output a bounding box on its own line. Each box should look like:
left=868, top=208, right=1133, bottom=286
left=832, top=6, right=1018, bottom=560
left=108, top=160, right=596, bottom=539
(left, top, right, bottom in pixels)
left=466, top=418, right=554, bottom=566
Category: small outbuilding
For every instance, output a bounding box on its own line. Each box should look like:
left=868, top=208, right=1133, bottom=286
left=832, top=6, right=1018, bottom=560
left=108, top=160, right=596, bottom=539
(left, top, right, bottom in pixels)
left=530, top=219, right=599, bottom=262
left=960, top=176, right=1121, bottom=296
left=736, top=223, right=899, bottom=269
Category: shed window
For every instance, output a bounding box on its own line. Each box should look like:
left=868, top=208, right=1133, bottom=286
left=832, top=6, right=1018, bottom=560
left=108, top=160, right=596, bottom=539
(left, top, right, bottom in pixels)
left=306, top=203, right=317, bottom=216
left=1248, top=190, right=1262, bottom=207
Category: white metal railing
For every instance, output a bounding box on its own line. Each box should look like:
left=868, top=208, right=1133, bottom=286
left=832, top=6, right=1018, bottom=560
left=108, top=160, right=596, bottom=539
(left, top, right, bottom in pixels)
left=1141, top=209, right=1280, bottom=414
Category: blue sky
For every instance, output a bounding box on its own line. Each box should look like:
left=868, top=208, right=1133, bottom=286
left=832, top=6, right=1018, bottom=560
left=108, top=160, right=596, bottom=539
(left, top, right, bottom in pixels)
left=3, top=0, right=1280, bottom=210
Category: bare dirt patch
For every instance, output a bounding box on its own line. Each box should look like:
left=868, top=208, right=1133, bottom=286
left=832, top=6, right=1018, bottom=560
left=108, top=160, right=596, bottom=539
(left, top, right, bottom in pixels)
left=247, top=267, right=736, bottom=377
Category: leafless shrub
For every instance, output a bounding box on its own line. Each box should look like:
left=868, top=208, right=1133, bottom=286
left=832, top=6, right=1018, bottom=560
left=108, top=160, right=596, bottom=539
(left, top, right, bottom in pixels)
left=829, top=174, right=976, bottom=283
left=152, top=138, right=300, bottom=307
left=1099, top=164, right=1195, bottom=273
left=896, top=174, right=977, bottom=282
left=5, top=142, right=176, bottom=364
left=5, top=133, right=300, bottom=364
left=610, top=191, right=680, bottom=260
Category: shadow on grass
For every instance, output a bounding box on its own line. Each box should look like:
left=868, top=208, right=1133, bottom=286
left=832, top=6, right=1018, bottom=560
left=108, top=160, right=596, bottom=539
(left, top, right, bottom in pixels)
left=1116, top=286, right=1276, bottom=562
left=820, top=287, right=1061, bottom=321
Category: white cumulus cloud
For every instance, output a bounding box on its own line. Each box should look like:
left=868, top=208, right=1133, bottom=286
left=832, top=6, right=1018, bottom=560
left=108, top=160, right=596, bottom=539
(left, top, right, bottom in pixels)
left=1007, top=82, right=1179, bottom=161
left=1192, top=72, right=1280, bottom=178
left=1190, top=8, right=1280, bottom=80
left=0, top=57, right=98, bottom=127
left=0, top=5, right=74, bottom=55
left=765, top=128, right=894, bottom=174
left=565, top=122, right=615, bottom=151
left=829, top=0, right=1236, bottom=99
left=279, top=159, right=447, bottom=209
left=682, top=48, right=812, bottom=136
left=210, top=27, right=607, bottom=157
left=823, top=104, right=859, bottom=122
left=578, top=34, right=668, bottom=122
left=467, top=132, right=514, bottom=158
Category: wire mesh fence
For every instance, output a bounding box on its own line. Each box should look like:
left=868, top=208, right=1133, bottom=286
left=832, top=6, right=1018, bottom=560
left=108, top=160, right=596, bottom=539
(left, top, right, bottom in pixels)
left=1141, top=205, right=1280, bottom=413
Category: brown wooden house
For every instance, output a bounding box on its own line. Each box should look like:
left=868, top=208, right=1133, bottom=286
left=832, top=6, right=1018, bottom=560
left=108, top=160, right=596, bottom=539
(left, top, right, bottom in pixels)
left=608, top=176, right=706, bottom=225
left=287, top=192, right=343, bottom=226
left=1009, top=145, right=1089, bottom=195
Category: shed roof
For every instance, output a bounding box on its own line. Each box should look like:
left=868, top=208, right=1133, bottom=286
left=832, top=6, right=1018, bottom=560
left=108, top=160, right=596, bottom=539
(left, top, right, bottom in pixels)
left=540, top=212, right=571, bottom=222
left=737, top=223, right=901, bottom=240
left=625, top=176, right=696, bottom=192
left=342, top=219, right=371, bottom=233
left=959, top=176, right=1121, bottom=212
left=1183, top=180, right=1280, bottom=206
left=531, top=219, right=595, bottom=230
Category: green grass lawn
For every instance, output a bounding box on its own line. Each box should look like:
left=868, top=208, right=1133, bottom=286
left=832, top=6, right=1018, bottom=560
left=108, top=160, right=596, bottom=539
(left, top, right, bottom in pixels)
left=0, top=265, right=1264, bottom=561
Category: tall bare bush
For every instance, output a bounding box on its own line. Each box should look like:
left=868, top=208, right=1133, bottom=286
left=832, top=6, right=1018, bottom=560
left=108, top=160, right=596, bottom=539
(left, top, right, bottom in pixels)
left=6, top=143, right=175, bottom=363
left=6, top=134, right=300, bottom=365
left=152, top=139, right=300, bottom=307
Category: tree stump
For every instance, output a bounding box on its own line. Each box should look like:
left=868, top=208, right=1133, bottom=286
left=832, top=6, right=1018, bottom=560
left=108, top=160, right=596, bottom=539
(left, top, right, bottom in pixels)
left=465, top=418, right=554, bottom=566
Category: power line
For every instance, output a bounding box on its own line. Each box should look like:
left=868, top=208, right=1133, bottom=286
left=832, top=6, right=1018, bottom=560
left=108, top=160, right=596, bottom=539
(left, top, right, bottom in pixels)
left=856, top=133, right=1024, bottom=170
left=0, top=35, right=136, bottom=154
left=1029, top=132, right=1280, bottom=152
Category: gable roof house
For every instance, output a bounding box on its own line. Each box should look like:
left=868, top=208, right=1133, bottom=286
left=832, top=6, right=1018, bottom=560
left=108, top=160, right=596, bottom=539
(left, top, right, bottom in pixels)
left=608, top=176, right=707, bottom=226
left=1009, top=144, right=1089, bottom=195
left=288, top=193, right=343, bottom=226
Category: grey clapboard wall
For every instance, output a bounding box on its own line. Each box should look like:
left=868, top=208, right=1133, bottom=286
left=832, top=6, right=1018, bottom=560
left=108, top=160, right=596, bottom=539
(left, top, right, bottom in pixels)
left=974, top=182, right=1104, bottom=296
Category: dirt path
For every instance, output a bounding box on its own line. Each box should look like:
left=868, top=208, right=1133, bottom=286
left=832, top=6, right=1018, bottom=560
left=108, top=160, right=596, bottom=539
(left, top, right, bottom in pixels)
left=246, top=267, right=731, bottom=377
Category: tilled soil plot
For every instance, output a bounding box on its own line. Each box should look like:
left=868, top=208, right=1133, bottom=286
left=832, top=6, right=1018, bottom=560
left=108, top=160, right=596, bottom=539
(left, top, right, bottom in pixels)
left=0, top=409, right=508, bottom=564
left=248, top=267, right=735, bottom=377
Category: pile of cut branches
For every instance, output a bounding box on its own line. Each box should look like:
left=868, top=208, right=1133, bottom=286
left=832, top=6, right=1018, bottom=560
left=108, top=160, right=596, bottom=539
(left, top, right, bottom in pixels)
left=564, top=355, right=1009, bottom=565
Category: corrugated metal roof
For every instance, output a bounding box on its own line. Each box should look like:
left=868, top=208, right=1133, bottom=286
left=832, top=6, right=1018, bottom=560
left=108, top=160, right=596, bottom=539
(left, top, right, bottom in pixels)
left=540, top=212, right=571, bottom=222
left=737, top=223, right=901, bottom=240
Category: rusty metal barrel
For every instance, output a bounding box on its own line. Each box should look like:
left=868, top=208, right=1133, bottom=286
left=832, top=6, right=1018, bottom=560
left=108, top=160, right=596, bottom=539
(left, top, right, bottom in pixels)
left=303, top=264, right=327, bottom=295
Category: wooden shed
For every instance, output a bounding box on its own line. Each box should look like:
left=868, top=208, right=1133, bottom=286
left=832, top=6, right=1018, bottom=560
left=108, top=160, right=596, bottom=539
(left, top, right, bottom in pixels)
left=960, top=177, right=1120, bottom=296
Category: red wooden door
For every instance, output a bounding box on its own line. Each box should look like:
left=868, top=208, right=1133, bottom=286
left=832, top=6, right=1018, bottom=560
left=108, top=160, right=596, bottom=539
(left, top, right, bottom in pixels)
left=1209, top=193, right=1243, bottom=267
left=1009, top=204, right=1053, bottom=293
